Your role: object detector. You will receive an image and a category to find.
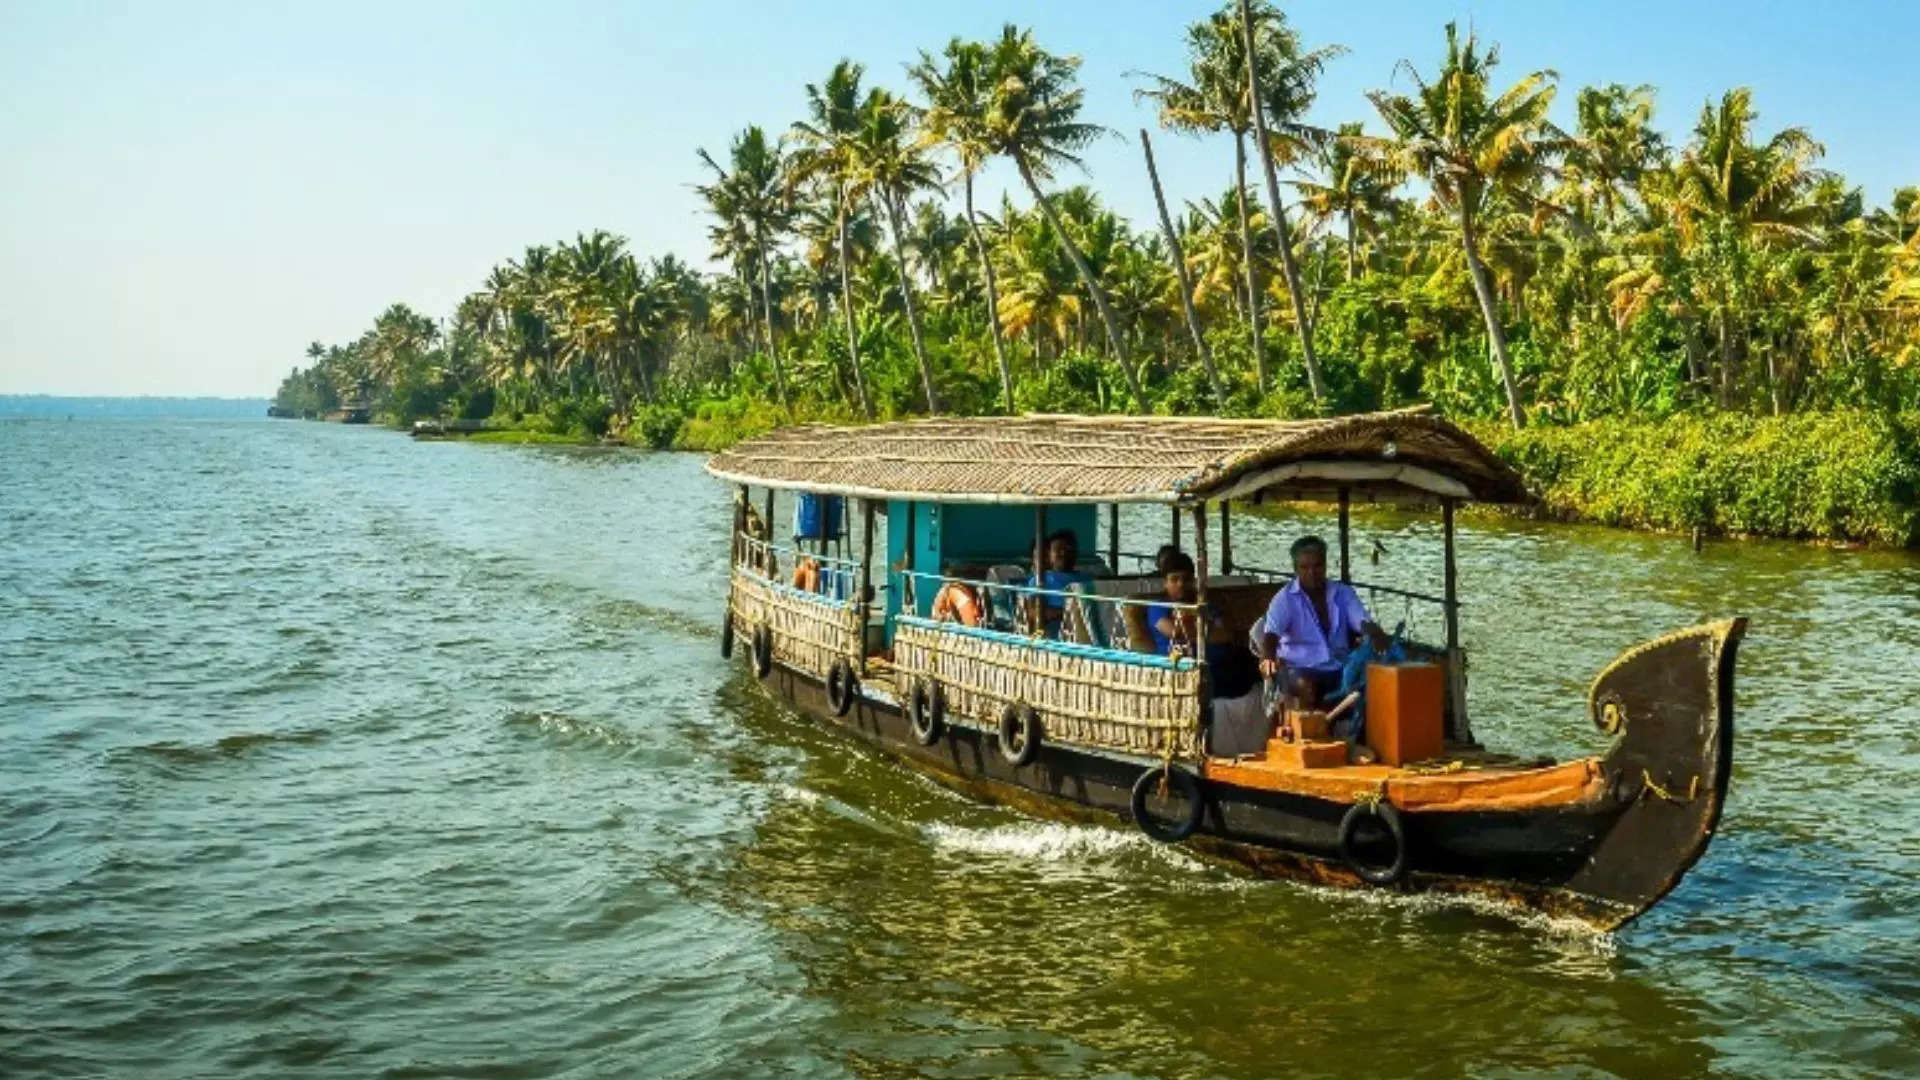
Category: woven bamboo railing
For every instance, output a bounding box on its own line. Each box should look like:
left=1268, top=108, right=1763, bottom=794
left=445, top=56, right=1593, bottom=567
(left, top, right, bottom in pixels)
left=729, top=565, right=863, bottom=681
left=892, top=618, right=1204, bottom=760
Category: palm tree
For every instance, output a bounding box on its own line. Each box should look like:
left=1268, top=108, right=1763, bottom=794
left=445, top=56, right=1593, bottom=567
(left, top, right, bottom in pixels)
left=981, top=25, right=1145, bottom=411
left=1237, top=0, right=1337, bottom=404
left=1140, top=128, right=1226, bottom=408
left=698, top=126, right=792, bottom=408
left=912, top=38, right=1019, bottom=413
left=1369, top=22, right=1566, bottom=428
left=1292, top=123, right=1402, bottom=281
left=1668, top=88, right=1828, bottom=411
left=848, top=87, right=944, bottom=413
left=791, top=61, right=875, bottom=418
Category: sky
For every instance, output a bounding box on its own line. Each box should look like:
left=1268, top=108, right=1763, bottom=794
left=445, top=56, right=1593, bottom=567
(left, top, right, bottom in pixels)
left=2, top=0, right=1916, bottom=397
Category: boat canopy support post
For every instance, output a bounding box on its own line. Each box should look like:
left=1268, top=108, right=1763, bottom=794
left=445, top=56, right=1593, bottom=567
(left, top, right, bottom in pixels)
left=1170, top=506, right=1180, bottom=553
left=1192, top=504, right=1210, bottom=605
left=1338, top=487, right=1351, bottom=583
left=1220, top=501, right=1233, bottom=574
left=1443, top=497, right=1473, bottom=744
left=763, top=488, right=775, bottom=551
left=1033, top=504, right=1048, bottom=631
left=733, top=484, right=747, bottom=564
left=903, top=499, right=917, bottom=613
left=1107, top=503, right=1119, bottom=574
left=859, top=498, right=875, bottom=671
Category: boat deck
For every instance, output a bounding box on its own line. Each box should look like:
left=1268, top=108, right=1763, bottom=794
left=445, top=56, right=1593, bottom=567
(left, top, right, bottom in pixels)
left=1204, top=749, right=1606, bottom=813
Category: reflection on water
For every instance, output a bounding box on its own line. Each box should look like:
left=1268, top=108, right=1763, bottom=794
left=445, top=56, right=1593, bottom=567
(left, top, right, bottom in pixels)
left=1, top=419, right=1917, bottom=1078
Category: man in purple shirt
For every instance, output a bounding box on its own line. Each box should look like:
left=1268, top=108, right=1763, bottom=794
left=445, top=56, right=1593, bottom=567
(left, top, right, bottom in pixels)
left=1258, top=535, right=1387, bottom=703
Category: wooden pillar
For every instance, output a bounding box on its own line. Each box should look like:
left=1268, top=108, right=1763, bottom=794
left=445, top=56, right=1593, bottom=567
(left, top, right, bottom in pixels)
left=1443, top=497, right=1472, bottom=745
left=1338, top=487, right=1351, bottom=583
left=1220, top=501, right=1233, bottom=574
left=903, top=500, right=917, bottom=613
left=1170, top=506, right=1181, bottom=552
left=859, top=500, right=875, bottom=615
left=732, top=484, right=747, bottom=565
left=1191, top=504, right=1210, bottom=605
left=1032, top=504, right=1048, bottom=632
left=763, top=488, right=775, bottom=547
left=1107, top=503, right=1120, bottom=574
left=1442, top=499, right=1459, bottom=653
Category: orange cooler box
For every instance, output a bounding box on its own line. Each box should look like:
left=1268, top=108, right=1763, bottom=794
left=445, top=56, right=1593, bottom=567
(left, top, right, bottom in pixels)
left=1365, top=662, right=1444, bottom=766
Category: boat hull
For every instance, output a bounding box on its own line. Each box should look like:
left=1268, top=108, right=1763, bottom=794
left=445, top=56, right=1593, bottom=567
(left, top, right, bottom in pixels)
left=746, top=618, right=1742, bottom=932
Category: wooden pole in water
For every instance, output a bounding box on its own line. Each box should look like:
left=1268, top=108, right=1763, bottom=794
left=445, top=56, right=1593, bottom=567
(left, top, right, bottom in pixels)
left=1220, top=501, right=1233, bottom=574
left=1338, top=487, right=1351, bottom=583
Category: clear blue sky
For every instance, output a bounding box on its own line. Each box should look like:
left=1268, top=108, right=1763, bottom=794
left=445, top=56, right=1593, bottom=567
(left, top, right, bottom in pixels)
left=3, top=0, right=1915, bottom=396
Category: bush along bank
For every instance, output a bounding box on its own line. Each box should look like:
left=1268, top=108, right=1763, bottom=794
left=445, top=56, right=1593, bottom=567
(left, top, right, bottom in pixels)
left=1480, top=411, right=1920, bottom=547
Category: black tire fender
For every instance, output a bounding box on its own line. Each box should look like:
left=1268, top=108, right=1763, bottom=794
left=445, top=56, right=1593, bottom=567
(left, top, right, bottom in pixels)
left=826, top=659, right=857, bottom=717
left=997, top=703, right=1042, bottom=767
left=751, top=624, right=773, bottom=679
left=1130, top=765, right=1203, bottom=843
left=907, top=678, right=944, bottom=745
left=1338, top=800, right=1409, bottom=886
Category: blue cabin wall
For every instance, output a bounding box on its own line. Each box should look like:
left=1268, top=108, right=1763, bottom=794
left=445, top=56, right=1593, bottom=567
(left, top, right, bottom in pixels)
left=883, top=502, right=1097, bottom=632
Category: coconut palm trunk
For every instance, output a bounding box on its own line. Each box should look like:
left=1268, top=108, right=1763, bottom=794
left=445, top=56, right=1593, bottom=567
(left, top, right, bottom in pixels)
left=1141, top=129, right=1226, bottom=410
left=1233, top=133, right=1267, bottom=391
left=753, top=239, right=789, bottom=408
left=1458, top=205, right=1525, bottom=428
left=1014, top=154, right=1147, bottom=412
left=1345, top=211, right=1358, bottom=281
left=1238, top=0, right=1325, bottom=405
left=835, top=190, right=873, bottom=418
left=962, top=173, right=1016, bottom=414
left=880, top=193, right=942, bottom=414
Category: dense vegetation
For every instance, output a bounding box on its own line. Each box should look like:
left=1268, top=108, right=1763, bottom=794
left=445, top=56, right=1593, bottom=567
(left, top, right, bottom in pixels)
left=273, top=4, right=1920, bottom=540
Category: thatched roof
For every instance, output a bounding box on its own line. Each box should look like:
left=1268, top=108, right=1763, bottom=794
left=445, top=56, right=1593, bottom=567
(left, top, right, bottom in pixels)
left=705, top=412, right=1531, bottom=505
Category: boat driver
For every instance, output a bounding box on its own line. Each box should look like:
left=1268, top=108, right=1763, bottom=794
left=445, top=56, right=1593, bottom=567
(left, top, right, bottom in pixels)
left=1258, top=535, right=1388, bottom=703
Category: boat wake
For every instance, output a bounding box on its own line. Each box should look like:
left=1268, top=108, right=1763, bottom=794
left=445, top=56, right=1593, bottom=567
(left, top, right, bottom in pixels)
left=922, top=820, right=1212, bottom=876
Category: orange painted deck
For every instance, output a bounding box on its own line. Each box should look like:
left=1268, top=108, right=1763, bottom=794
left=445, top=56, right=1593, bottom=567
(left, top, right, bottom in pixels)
left=1202, top=752, right=1607, bottom=813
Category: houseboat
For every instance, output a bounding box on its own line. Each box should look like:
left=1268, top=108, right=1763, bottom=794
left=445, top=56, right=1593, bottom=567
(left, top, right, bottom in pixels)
left=706, top=412, right=1745, bottom=930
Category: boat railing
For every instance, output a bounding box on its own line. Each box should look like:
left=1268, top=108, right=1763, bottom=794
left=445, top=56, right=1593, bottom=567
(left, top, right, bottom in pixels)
left=734, top=535, right=861, bottom=605
left=897, top=569, right=1206, bottom=660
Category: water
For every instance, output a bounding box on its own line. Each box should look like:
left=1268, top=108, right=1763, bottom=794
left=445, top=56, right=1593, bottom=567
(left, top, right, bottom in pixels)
left=3, top=418, right=1918, bottom=1078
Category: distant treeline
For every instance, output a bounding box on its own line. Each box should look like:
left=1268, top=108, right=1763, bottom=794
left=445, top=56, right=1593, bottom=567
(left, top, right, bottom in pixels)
left=1, top=396, right=269, bottom=419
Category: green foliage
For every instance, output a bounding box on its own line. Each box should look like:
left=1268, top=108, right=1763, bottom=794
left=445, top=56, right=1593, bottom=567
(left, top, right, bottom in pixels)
left=1485, top=412, right=1920, bottom=545
left=269, top=12, right=1920, bottom=543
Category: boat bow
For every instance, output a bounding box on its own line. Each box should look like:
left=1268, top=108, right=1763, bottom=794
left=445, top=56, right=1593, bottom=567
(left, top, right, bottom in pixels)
left=1565, top=618, right=1747, bottom=926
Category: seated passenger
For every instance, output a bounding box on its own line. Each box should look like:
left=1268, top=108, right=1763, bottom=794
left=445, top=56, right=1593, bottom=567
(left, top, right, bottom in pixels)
left=931, top=564, right=986, bottom=627
left=1258, top=535, right=1389, bottom=705
left=791, top=555, right=821, bottom=593
left=1026, top=530, right=1092, bottom=637
left=1154, top=543, right=1183, bottom=574
left=1146, top=553, right=1258, bottom=698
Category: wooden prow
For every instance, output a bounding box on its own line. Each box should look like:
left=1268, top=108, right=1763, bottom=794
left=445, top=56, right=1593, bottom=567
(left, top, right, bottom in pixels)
left=1565, top=618, right=1747, bottom=926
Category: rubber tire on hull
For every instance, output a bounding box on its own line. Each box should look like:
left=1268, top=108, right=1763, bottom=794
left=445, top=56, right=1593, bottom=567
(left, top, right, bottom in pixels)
left=907, top=679, right=944, bottom=745
left=1130, top=765, right=1203, bottom=843
left=997, top=703, right=1042, bottom=767
left=826, top=660, right=857, bottom=717
left=721, top=611, right=735, bottom=659
left=751, top=625, right=773, bottom=679
left=1338, top=801, right=1409, bottom=885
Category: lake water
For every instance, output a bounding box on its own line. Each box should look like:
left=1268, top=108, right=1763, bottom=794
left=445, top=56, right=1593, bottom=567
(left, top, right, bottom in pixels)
left=4, top=418, right=1918, bottom=1078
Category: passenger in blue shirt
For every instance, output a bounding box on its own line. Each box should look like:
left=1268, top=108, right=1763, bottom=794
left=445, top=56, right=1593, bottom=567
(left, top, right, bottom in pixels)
left=1027, top=529, right=1091, bottom=637
left=1146, top=552, right=1257, bottom=697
